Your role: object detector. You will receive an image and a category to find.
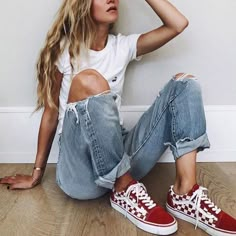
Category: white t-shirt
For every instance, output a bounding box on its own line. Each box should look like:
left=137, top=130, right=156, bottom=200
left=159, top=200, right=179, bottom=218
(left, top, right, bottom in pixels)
left=55, top=33, right=142, bottom=134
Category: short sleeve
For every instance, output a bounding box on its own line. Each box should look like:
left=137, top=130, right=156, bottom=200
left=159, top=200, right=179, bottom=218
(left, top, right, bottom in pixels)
left=55, top=54, right=65, bottom=73
left=124, top=33, right=143, bottom=62
left=55, top=41, right=69, bottom=73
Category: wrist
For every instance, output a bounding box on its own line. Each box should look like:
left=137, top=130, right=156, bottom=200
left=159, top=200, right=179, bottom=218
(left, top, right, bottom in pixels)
left=33, top=166, right=46, bottom=171
left=31, top=166, right=45, bottom=182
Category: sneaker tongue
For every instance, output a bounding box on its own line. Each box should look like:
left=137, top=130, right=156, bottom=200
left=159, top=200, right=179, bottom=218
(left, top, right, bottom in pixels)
left=125, top=180, right=138, bottom=190
left=126, top=181, right=156, bottom=211
left=114, top=180, right=138, bottom=194
left=188, top=184, right=200, bottom=196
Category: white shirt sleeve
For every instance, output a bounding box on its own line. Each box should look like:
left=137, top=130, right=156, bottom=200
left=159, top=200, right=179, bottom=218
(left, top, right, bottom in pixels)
left=123, top=33, right=143, bottom=62
left=55, top=54, right=65, bottom=73
left=55, top=41, right=69, bottom=73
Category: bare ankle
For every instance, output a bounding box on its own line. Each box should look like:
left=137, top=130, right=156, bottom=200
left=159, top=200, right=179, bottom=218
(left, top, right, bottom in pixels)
left=114, top=172, right=134, bottom=192
left=173, top=180, right=196, bottom=195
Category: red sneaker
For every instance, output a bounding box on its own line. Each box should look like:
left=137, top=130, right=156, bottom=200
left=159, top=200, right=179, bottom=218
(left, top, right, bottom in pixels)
left=110, top=180, right=177, bottom=235
left=166, top=184, right=236, bottom=236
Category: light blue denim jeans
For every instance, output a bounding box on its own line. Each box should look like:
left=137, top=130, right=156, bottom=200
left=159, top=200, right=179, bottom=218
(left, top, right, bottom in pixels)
left=56, top=76, right=210, bottom=200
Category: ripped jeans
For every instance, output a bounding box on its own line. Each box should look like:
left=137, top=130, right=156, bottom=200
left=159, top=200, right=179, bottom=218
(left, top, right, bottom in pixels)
left=56, top=75, right=210, bottom=200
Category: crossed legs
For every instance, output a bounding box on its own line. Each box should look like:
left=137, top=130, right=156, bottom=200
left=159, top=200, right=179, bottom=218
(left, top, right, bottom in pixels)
left=67, top=69, right=198, bottom=194
left=65, top=69, right=236, bottom=235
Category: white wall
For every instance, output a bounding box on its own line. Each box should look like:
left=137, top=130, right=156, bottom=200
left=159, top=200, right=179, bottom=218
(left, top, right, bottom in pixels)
left=1, top=106, right=236, bottom=163
left=117, top=0, right=236, bottom=105
left=0, top=0, right=62, bottom=106
left=0, top=0, right=236, bottom=107
left=0, top=1, right=236, bottom=163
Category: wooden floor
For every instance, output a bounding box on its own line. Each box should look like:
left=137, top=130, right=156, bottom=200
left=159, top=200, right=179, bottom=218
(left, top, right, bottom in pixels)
left=0, top=163, right=235, bottom=236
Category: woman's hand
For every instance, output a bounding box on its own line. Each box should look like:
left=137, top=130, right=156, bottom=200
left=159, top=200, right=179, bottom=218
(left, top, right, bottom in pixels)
left=0, top=172, right=42, bottom=190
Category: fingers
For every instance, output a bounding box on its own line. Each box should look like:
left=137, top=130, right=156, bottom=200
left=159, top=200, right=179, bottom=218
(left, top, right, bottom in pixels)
left=0, top=173, right=36, bottom=190
left=1, top=174, right=33, bottom=190
left=0, top=175, right=26, bottom=184
left=8, top=182, right=32, bottom=190
left=0, top=177, right=19, bottom=189
left=0, top=177, right=17, bottom=184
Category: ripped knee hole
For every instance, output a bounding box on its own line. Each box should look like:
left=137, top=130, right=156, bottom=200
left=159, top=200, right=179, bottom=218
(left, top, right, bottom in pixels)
left=173, top=73, right=195, bottom=80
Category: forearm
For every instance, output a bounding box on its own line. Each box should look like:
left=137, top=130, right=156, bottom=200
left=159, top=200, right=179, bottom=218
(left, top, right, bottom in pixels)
left=0, top=69, right=63, bottom=190
left=34, top=111, right=58, bottom=171
left=145, top=0, right=188, bottom=32
left=32, top=70, right=62, bottom=181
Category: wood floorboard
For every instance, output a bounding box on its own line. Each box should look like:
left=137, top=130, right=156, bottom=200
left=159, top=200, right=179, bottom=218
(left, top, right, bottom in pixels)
left=0, top=163, right=235, bottom=236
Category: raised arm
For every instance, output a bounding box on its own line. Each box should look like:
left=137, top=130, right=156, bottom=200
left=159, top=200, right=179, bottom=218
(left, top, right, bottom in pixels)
left=0, top=69, right=63, bottom=190
left=137, top=0, right=189, bottom=57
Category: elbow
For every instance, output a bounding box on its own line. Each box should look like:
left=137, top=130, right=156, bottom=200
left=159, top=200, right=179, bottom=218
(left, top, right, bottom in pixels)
left=176, top=18, right=189, bottom=34
left=181, top=18, right=189, bottom=31
left=43, top=108, right=59, bottom=124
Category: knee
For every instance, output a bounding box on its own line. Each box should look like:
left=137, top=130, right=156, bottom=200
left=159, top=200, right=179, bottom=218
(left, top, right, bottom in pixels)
left=173, top=72, right=195, bottom=81
left=73, top=69, right=110, bottom=91
left=68, top=69, right=110, bottom=102
left=174, top=73, right=200, bottom=90
left=171, top=73, right=204, bottom=102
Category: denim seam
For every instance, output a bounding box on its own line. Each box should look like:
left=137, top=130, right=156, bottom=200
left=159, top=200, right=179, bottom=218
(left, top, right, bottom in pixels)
left=57, top=134, right=62, bottom=166
left=170, top=101, right=177, bottom=144
left=130, top=102, right=169, bottom=158
left=83, top=103, right=107, bottom=177
left=130, top=79, right=190, bottom=159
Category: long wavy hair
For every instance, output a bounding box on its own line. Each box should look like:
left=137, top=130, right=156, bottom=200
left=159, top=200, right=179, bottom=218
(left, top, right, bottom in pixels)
left=35, top=0, right=98, bottom=111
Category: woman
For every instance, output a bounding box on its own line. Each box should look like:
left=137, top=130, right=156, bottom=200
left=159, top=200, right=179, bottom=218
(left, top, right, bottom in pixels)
left=1, top=0, right=235, bottom=235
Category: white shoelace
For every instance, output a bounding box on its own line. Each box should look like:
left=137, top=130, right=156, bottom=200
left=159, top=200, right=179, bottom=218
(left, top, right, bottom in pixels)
left=117, top=183, right=156, bottom=217
left=193, top=187, right=221, bottom=229
left=172, top=186, right=221, bottom=229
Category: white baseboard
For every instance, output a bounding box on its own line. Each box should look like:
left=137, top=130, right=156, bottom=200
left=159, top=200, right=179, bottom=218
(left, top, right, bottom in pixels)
left=0, top=106, right=236, bottom=163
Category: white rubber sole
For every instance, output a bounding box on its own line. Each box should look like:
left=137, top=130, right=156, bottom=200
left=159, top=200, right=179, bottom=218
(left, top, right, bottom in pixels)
left=166, top=203, right=236, bottom=236
left=111, top=200, right=178, bottom=235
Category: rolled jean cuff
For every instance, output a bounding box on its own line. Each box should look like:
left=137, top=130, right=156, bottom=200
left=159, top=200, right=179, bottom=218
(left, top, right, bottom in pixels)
left=165, top=133, right=211, bottom=160
left=95, top=152, right=131, bottom=189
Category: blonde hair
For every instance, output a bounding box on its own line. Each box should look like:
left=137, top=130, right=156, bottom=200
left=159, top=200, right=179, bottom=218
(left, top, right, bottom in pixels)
left=35, top=0, right=97, bottom=111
